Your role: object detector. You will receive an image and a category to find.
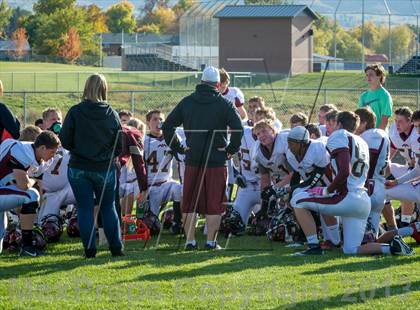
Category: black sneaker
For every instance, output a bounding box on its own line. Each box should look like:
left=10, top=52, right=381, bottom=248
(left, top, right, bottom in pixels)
left=170, top=222, right=182, bottom=235
left=185, top=243, right=198, bottom=251
left=110, top=247, right=124, bottom=257
left=204, top=242, right=223, bottom=250
left=19, top=245, right=38, bottom=257
left=390, top=235, right=414, bottom=256
left=84, top=248, right=97, bottom=258
left=294, top=243, right=324, bottom=256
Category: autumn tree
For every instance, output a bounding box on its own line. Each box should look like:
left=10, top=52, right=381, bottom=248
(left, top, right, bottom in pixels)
left=10, top=27, right=28, bottom=58
left=86, top=4, right=108, bottom=33
left=105, top=1, right=136, bottom=33
left=58, top=27, right=81, bottom=63
left=0, top=0, right=12, bottom=38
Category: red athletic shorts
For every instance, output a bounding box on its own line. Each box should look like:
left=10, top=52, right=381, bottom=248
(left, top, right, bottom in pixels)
left=182, top=165, right=227, bottom=215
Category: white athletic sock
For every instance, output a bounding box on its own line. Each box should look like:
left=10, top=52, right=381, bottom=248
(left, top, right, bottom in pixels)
left=381, top=244, right=391, bottom=254
left=186, top=240, right=196, bottom=246
left=401, top=215, right=412, bottom=225
left=307, top=234, right=319, bottom=245
left=206, top=240, right=216, bottom=247
left=327, top=224, right=341, bottom=245
left=397, top=226, right=414, bottom=237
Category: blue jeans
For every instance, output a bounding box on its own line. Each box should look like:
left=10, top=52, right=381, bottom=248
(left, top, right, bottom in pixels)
left=68, top=167, right=122, bottom=251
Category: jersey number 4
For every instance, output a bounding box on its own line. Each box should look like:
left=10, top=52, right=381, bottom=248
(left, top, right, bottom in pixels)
left=147, top=150, right=170, bottom=173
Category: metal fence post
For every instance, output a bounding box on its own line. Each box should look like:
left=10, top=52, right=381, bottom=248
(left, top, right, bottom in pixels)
left=131, top=91, right=135, bottom=115
left=23, top=92, right=27, bottom=126
left=34, top=73, right=36, bottom=92
left=11, top=72, right=14, bottom=91
left=417, top=78, right=420, bottom=110
left=77, top=72, right=80, bottom=92
left=56, top=72, right=58, bottom=91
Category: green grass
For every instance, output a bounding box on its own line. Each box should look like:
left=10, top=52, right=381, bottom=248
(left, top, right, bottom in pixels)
left=1, top=61, right=419, bottom=126
left=1, top=227, right=419, bottom=309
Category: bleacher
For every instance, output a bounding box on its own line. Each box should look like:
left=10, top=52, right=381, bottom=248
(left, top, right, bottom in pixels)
left=395, top=55, right=420, bottom=74
left=123, top=54, right=196, bottom=71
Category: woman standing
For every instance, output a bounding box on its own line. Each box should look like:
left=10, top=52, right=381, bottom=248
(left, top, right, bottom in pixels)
left=358, top=64, right=393, bottom=130
left=60, top=74, right=123, bottom=258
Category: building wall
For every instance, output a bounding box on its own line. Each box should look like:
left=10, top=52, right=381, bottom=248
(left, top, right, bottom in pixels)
left=219, top=18, right=292, bottom=73
left=291, top=14, right=313, bottom=75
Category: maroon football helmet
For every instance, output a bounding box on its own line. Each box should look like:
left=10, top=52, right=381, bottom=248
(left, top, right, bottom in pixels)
left=161, top=208, right=174, bottom=230
left=143, top=211, right=161, bottom=236
left=3, top=228, right=22, bottom=252
left=41, top=214, right=64, bottom=243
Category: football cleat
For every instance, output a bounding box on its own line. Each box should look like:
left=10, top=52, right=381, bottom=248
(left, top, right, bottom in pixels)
left=294, top=243, right=324, bottom=256
left=19, top=245, right=38, bottom=257
left=204, top=242, right=223, bottom=250
left=410, top=222, right=420, bottom=244
left=390, top=235, right=414, bottom=256
left=185, top=243, right=198, bottom=251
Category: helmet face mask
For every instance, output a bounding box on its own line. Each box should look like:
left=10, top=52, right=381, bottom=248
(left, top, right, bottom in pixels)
left=41, top=214, right=64, bottom=243
left=220, top=206, right=245, bottom=238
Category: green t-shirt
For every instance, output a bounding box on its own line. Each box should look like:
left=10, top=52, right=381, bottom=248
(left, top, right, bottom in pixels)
left=358, top=86, right=393, bottom=128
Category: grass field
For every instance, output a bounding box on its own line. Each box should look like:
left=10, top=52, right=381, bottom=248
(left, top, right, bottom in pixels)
left=0, top=225, right=419, bottom=309
left=1, top=61, right=419, bottom=127
left=0, top=61, right=419, bottom=308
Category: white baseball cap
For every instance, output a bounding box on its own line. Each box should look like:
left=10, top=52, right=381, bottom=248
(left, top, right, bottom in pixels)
left=288, top=126, right=309, bottom=144
left=201, top=66, right=220, bottom=83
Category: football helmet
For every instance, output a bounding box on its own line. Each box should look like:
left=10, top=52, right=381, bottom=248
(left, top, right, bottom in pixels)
left=67, top=210, right=80, bottom=238
left=266, top=207, right=305, bottom=243
left=161, top=208, right=174, bottom=230
left=41, top=214, right=64, bottom=243
left=143, top=211, right=161, bottom=236
left=220, top=206, right=245, bottom=237
left=32, top=225, right=47, bottom=252
left=3, top=227, right=22, bottom=252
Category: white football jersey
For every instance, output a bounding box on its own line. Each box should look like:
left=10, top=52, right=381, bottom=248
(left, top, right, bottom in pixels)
left=42, top=148, right=70, bottom=192
left=319, top=124, right=327, bottom=136
left=0, top=139, right=48, bottom=185
left=286, top=139, right=330, bottom=183
left=222, top=87, right=245, bottom=107
left=410, top=131, right=420, bottom=169
left=389, top=123, right=416, bottom=163
left=327, top=129, right=369, bottom=193
left=144, top=134, right=174, bottom=185
left=360, top=128, right=390, bottom=183
left=238, top=126, right=260, bottom=183
left=254, top=130, right=290, bottom=179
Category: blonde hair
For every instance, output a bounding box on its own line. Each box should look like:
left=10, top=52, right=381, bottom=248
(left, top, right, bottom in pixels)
left=253, top=119, right=277, bottom=135
left=0, top=80, right=3, bottom=96
left=83, top=74, right=107, bottom=102
left=255, top=107, right=276, bottom=121
left=20, top=125, right=42, bottom=142
left=42, top=108, right=62, bottom=121
left=219, top=68, right=230, bottom=84
left=128, top=118, right=146, bottom=136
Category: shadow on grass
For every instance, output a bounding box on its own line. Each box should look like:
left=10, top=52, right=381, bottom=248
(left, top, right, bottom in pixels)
left=302, top=255, right=420, bottom=275
left=270, top=280, right=420, bottom=309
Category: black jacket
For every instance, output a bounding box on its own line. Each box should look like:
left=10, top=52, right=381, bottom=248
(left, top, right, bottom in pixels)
left=162, top=83, right=243, bottom=167
left=60, top=100, right=122, bottom=171
left=0, top=102, right=20, bottom=141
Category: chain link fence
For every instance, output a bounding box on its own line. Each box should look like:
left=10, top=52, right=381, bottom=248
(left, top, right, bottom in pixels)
left=3, top=88, right=419, bottom=127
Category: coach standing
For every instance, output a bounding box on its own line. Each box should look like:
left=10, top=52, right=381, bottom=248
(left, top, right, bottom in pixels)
left=359, top=64, right=392, bottom=130
left=0, top=80, right=20, bottom=143
left=162, top=66, right=243, bottom=250
left=60, top=74, right=123, bottom=258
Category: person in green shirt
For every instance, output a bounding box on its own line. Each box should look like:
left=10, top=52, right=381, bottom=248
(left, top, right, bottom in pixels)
left=358, top=64, right=393, bottom=130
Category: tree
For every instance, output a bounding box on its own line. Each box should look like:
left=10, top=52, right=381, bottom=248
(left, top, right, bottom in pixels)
left=141, top=6, right=176, bottom=34
left=6, top=7, right=31, bottom=37
left=86, top=4, right=108, bottom=33
left=376, top=25, right=415, bottom=63
left=33, top=0, right=76, bottom=15
left=172, top=0, right=193, bottom=17
left=58, top=27, right=81, bottom=63
left=105, top=1, right=136, bottom=33
left=25, top=0, right=98, bottom=58
left=350, top=21, right=383, bottom=50
left=10, top=27, right=28, bottom=58
left=332, top=30, right=364, bottom=61
left=312, top=16, right=334, bottom=55
left=0, top=0, right=12, bottom=38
